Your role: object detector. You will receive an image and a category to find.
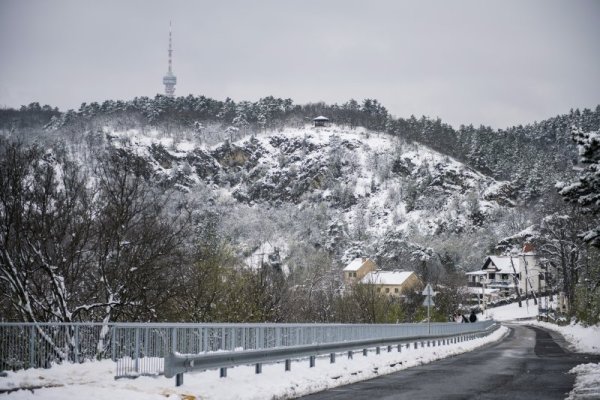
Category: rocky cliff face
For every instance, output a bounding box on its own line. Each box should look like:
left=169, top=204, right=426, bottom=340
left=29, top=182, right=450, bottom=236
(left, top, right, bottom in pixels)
left=103, top=125, right=516, bottom=270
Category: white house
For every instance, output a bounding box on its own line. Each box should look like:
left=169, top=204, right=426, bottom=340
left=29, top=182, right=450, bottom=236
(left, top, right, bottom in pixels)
left=466, top=245, right=547, bottom=300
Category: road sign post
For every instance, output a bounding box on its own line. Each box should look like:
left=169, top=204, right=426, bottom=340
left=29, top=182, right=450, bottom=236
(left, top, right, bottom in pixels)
left=422, top=284, right=436, bottom=334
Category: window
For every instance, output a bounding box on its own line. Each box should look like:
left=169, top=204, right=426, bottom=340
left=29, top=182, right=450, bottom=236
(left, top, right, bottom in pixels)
left=385, top=288, right=390, bottom=293
left=489, top=273, right=496, bottom=280
left=501, top=274, right=508, bottom=280
left=394, top=288, right=399, bottom=293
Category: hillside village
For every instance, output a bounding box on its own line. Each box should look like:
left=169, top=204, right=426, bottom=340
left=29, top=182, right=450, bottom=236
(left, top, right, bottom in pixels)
left=0, top=98, right=599, bottom=326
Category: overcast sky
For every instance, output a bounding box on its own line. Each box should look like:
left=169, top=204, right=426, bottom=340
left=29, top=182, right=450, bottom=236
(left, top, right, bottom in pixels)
left=0, top=0, right=598, bottom=128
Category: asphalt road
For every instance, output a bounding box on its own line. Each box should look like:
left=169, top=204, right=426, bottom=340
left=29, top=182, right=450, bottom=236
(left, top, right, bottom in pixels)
left=300, top=325, right=600, bottom=400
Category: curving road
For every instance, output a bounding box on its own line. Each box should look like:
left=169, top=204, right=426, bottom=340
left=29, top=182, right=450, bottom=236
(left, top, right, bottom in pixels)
left=300, top=325, right=599, bottom=400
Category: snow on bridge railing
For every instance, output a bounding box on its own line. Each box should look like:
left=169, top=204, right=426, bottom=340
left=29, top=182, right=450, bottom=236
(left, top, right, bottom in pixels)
left=0, top=320, right=496, bottom=378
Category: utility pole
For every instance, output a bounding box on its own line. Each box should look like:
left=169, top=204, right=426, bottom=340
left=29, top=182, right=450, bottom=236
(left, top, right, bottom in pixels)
left=509, top=256, right=523, bottom=308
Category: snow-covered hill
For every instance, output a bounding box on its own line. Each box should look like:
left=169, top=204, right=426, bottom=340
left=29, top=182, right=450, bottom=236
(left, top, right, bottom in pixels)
left=103, top=124, right=514, bottom=271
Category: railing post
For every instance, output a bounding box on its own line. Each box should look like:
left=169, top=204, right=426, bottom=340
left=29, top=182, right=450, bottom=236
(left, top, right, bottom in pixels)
left=111, top=326, right=117, bottom=362
left=175, top=372, right=184, bottom=386
left=255, top=363, right=262, bottom=374
left=74, top=325, right=80, bottom=363
left=285, top=359, right=291, bottom=371
left=171, top=328, right=177, bottom=353
left=144, top=328, right=149, bottom=357
left=134, top=328, right=140, bottom=373
left=330, top=352, right=335, bottom=363
left=309, top=355, right=315, bottom=367
left=29, top=325, right=35, bottom=368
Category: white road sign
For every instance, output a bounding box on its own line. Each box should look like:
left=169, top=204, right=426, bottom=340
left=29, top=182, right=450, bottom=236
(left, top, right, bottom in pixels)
left=422, top=284, right=436, bottom=297
left=422, top=297, right=435, bottom=307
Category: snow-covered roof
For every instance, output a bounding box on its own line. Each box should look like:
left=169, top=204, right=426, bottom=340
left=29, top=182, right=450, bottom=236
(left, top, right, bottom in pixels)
left=343, top=258, right=367, bottom=271
left=313, top=116, right=329, bottom=121
left=485, top=256, right=520, bottom=273
left=465, top=270, right=488, bottom=276
left=361, top=270, right=415, bottom=286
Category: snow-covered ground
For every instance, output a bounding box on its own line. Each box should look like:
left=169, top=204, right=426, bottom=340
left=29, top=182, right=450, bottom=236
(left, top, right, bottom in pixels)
left=0, top=326, right=508, bottom=400
left=478, top=299, right=541, bottom=322
left=567, top=363, right=600, bottom=400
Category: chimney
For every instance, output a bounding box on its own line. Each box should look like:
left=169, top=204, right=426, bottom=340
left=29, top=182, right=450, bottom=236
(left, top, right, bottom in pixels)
left=522, top=243, right=535, bottom=253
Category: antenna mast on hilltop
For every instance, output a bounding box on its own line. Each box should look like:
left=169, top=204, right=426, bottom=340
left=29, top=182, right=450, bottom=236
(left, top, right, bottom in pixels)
left=163, top=21, right=177, bottom=97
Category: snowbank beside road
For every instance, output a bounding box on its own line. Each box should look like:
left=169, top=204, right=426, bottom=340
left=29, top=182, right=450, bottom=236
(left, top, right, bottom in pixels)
left=567, top=363, right=600, bottom=399
left=525, top=321, right=600, bottom=355
left=0, top=326, right=508, bottom=400
left=476, top=298, right=600, bottom=354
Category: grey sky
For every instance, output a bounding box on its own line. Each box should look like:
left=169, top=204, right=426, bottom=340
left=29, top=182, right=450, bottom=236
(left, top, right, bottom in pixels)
left=0, top=0, right=598, bottom=128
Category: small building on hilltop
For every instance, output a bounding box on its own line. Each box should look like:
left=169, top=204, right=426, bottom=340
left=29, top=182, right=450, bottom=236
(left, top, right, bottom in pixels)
left=313, top=116, right=330, bottom=127
left=361, top=270, right=422, bottom=297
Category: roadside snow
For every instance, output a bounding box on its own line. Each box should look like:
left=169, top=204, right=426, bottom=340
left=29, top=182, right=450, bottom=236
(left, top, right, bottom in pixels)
left=567, top=363, right=600, bottom=400
left=525, top=321, right=600, bottom=355
left=477, top=298, right=541, bottom=322
left=476, top=298, right=600, bottom=354
left=0, top=327, right=508, bottom=400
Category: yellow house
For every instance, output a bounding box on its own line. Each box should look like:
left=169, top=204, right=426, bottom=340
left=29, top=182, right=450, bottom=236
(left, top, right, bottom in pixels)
left=343, top=257, right=376, bottom=285
left=361, top=270, right=421, bottom=297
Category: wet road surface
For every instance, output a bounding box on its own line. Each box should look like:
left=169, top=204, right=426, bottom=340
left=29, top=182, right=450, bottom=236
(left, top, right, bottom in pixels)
left=300, top=325, right=599, bottom=400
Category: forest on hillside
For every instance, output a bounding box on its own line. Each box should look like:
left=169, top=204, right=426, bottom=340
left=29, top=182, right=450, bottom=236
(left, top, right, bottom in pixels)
left=1, top=97, right=599, bottom=325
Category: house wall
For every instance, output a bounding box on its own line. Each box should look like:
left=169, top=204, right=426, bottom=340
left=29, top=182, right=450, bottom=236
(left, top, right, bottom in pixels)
left=518, top=255, right=546, bottom=294
left=375, top=285, right=404, bottom=295
left=344, top=259, right=376, bottom=284
left=373, top=273, right=421, bottom=297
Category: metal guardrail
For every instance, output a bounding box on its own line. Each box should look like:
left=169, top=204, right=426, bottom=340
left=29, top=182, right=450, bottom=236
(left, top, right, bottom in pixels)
left=0, top=320, right=497, bottom=379
left=165, top=320, right=499, bottom=386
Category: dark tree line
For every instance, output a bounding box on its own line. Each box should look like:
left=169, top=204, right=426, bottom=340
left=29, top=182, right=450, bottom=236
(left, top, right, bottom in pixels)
left=5, top=96, right=598, bottom=204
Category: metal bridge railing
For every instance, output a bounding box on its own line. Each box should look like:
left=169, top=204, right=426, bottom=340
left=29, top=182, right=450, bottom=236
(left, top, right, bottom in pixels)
left=0, top=320, right=496, bottom=378
left=166, top=321, right=500, bottom=386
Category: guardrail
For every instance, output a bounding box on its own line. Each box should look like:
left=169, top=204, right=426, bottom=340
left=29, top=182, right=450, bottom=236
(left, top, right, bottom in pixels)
left=165, top=320, right=499, bottom=386
left=0, top=320, right=497, bottom=379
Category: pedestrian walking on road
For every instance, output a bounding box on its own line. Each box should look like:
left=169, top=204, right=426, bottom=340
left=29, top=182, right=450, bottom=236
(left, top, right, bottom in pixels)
left=469, top=310, right=477, bottom=323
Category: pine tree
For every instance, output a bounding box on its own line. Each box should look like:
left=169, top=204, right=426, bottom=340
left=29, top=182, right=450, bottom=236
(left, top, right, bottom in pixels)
left=558, top=128, right=600, bottom=247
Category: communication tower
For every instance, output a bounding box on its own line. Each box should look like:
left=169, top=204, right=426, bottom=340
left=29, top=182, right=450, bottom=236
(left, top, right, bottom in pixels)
left=163, top=21, right=177, bottom=97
